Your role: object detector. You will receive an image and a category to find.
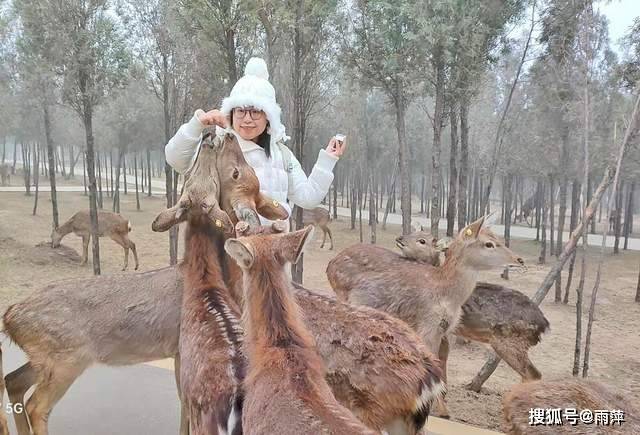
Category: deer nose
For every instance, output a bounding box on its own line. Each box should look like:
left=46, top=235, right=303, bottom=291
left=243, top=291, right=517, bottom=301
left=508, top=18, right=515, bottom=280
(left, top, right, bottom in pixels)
left=516, top=257, right=525, bottom=266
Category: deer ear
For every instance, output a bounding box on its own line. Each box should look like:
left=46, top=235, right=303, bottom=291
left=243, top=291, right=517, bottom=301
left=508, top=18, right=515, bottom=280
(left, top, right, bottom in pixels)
left=460, top=216, right=485, bottom=239
left=278, top=225, right=315, bottom=264
left=256, top=194, right=289, bottom=221
left=204, top=196, right=234, bottom=235
left=224, top=239, right=255, bottom=269
left=152, top=201, right=189, bottom=232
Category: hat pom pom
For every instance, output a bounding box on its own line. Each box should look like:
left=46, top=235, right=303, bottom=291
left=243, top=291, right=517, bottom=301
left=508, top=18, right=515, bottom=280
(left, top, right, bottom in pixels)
left=244, top=57, right=269, bottom=80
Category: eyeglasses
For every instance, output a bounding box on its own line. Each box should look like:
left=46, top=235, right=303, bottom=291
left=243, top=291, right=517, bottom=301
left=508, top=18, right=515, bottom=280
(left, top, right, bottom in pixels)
left=233, top=107, right=264, bottom=121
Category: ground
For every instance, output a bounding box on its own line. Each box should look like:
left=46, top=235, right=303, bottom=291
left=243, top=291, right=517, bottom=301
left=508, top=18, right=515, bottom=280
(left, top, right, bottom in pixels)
left=1, top=185, right=639, bottom=432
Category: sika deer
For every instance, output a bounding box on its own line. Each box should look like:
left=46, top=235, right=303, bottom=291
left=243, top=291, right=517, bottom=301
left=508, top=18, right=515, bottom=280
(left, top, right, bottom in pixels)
left=503, top=380, right=639, bottom=434
left=0, top=345, right=9, bottom=435
left=394, top=231, right=550, bottom=383
left=51, top=210, right=139, bottom=271
left=293, top=206, right=334, bottom=249
left=226, top=227, right=376, bottom=434
left=152, top=165, right=243, bottom=434
left=328, top=216, right=525, bottom=418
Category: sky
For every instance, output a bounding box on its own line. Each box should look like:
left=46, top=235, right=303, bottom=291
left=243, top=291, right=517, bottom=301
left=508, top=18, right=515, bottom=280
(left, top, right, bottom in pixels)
left=600, top=0, right=640, bottom=53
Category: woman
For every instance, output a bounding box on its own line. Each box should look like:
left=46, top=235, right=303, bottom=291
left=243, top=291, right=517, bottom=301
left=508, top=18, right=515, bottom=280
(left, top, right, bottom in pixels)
left=165, top=57, right=346, bottom=226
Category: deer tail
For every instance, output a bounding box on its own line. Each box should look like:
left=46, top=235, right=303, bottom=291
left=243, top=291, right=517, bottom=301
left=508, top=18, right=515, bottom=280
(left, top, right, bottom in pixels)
left=128, top=221, right=132, bottom=232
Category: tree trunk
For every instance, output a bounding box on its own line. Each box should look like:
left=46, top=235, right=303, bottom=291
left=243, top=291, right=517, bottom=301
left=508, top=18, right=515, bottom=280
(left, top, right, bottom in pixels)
left=431, top=47, right=445, bottom=238
left=97, top=151, right=103, bottom=208
left=539, top=181, right=548, bottom=264
left=447, top=108, right=458, bottom=237
left=394, top=89, right=412, bottom=235
left=333, top=171, right=338, bottom=219
left=59, top=145, right=67, bottom=178
left=1, top=136, right=5, bottom=164
left=383, top=160, right=399, bottom=229
left=12, top=140, right=17, bottom=174
left=147, top=149, right=152, bottom=197
left=563, top=181, right=581, bottom=304
left=43, top=98, right=59, bottom=228
left=458, top=99, right=469, bottom=231
left=113, top=146, right=123, bottom=213
left=32, top=143, right=40, bottom=215
left=123, top=154, right=128, bottom=195
left=134, top=153, right=141, bottom=211
left=624, top=181, right=635, bottom=250
left=109, top=150, right=114, bottom=198
left=80, top=69, right=101, bottom=276
left=82, top=150, right=87, bottom=196
left=556, top=160, right=569, bottom=256
left=613, top=180, right=624, bottom=254
left=22, top=143, right=31, bottom=195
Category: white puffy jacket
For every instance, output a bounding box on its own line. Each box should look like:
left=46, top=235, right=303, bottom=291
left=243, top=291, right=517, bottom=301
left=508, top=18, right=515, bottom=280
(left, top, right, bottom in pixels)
left=165, top=111, right=338, bottom=225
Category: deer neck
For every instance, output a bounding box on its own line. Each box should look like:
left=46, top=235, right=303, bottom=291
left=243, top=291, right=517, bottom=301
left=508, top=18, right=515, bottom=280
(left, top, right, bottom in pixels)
left=243, top=264, right=316, bottom=358
left=182, top=222, right=227, bottom=291
left=436, top=245, right=479, bottom=306
left=55, top=218, right=75, bottom=237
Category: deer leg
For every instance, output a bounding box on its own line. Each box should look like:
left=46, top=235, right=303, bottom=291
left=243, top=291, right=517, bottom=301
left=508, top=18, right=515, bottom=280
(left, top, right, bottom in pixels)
left=491, top=339, right=541, bottom=382
left=326, top=226, right=334, bottom=250
left=320, top=228, right=327, bottom=249
left=5, top=362, right=37, bottom=435
left=26, top=363, right=86, bottom=435
left=174, top=354, right=189, bottom=435
left=129, top=240, right=139, bottom=271
left=81, top=236, right=89, bottom=265
left=110, top=235, right=129, bottom=271
left=432, top=336, right=451, bottom=419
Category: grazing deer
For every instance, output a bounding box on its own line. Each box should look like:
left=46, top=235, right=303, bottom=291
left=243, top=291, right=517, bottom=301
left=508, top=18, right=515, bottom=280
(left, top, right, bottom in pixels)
left=293, top=206, right=334, bottom=249
left=394, top=230, right=549, bottom=384
left=0, top=163, right=10, bottom=186
left=51, top=210, right=139, bottom=271
left=328, top=216, right=525, bottom=418
left=226, top=226, right=376, bottom=434
left=503, top=380, right=639, bottom=434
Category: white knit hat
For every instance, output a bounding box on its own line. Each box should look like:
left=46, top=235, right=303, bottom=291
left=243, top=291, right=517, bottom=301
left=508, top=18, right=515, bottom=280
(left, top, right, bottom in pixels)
left=220, top=57, right=288, bottom=143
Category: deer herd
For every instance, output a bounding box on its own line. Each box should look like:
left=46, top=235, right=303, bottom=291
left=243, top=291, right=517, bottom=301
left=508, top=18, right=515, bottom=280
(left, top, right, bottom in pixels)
left=0, top=133, right=637, bottom=435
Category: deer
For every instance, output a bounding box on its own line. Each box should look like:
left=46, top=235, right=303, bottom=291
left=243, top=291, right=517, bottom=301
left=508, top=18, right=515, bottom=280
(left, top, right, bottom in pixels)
left=503, top=380, right=639, bottom=434
left=51, top=210, right=139, bottom=271
left=150, top=133, right=248, bottom=435
left=292, top=206, right=334, bottom=249
left=4, top=133, right=443, bottom=435
left=327, top=216, right=526, bottom=419
left=0, top=163, right=10, bottom=186
left=225, top=226, right=376, bottom=434
left=395, top=230, right=550, bottom=384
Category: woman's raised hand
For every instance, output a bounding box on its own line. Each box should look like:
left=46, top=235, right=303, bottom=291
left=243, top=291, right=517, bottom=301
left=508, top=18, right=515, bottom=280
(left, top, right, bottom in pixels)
left=326, top=136, right=347, bottom=158
left=197, top=109, right=229, bottom=128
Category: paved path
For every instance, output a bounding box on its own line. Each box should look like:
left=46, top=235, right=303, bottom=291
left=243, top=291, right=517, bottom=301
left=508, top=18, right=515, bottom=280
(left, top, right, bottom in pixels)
left=2, top=342, right=180, bottom=435
left=1, top=342, right=501, bottom=435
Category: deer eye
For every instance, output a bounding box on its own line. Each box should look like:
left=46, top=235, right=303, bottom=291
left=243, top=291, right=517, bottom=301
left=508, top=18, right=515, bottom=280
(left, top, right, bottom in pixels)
left=418, top=239, right=426, bottom=244
left=232, top=168, right=240, bottom=180
left=485, top=242, right=495, bottom=248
